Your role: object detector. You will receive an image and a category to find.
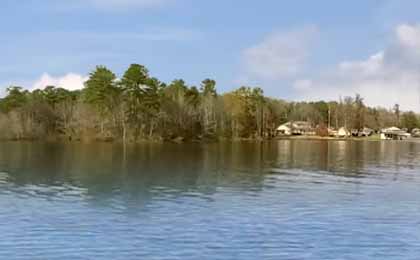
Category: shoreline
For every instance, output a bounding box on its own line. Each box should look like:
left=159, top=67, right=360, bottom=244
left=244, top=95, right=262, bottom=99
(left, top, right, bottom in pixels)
left=275, top=135, right=420, bottom=142
left=1, top=135, right=420, bottom=144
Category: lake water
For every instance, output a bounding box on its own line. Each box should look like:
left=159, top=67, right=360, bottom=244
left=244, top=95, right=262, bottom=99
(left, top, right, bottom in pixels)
left=0, top=140, right=420, bottom=259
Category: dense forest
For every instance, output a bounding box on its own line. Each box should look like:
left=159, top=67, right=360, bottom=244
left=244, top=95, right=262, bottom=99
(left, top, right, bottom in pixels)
left=0, top=64, right=419, bottom=142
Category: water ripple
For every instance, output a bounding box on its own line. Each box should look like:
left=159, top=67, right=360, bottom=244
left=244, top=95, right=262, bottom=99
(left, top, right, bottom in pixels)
left=0, top=141, right=419, bottom=259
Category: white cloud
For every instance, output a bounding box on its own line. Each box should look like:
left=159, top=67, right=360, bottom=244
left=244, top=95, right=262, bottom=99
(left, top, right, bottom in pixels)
left=295, top=24, right=420, bottom=111
left=242, top=26, right=319, bottom=80
left=338, top=52, right=385, bottom=76
left=32, top=73, right=87, bottom=91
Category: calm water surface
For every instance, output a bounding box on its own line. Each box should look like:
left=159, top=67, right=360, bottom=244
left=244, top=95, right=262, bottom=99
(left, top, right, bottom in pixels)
left=0, top=140, right=420, bottom=259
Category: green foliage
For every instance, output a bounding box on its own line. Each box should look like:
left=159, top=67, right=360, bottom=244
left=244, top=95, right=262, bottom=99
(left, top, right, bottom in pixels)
left=200, top=79, right=217, bottom=97
left=401, top=111, right=420, bottom=131
left=0, top=63, right=418, bottom=141
left=84, top=66, right=119, bottom=114
left=1, top=86, right=28, bottom=112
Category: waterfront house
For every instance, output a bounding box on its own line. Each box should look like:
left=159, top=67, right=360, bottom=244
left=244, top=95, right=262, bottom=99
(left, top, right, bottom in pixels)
left=337, top=127, right=350, bottom=138
left=351, top=129, right=359, bottom=137
left=276, top=121, right=313, bottom=136
left=412, top=128, right=420, bottom=138
left=328, top=128, right=338, bottom=137
left=380, top=127, right=410, bottom=140
left=277, top=123, right=292, bottom=135
left=359, top=127, right=374, bottom=137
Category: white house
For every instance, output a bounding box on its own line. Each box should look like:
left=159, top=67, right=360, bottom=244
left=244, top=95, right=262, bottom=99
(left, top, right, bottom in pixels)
left=337, top=127, right=350, bottom=138
left=381, top=127, right=410, bottom=140
left=277, top=124, right=293, bottom=135
left=277, top=121, right=313, bottom=136
left=412, top=128, right=420, bottom=138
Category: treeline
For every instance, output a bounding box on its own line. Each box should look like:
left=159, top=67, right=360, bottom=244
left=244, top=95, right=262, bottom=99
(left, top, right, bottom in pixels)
left=0, top=64, right=419, bottom=142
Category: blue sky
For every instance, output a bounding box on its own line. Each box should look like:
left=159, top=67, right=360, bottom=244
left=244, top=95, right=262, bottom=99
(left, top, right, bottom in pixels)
left=2, top=0, right=420, bottom=110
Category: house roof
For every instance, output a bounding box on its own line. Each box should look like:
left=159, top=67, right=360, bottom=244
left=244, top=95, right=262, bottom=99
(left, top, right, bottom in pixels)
left=385, top=126, right=401, bottom=131
left=277, top=121, right=311, bottom=131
